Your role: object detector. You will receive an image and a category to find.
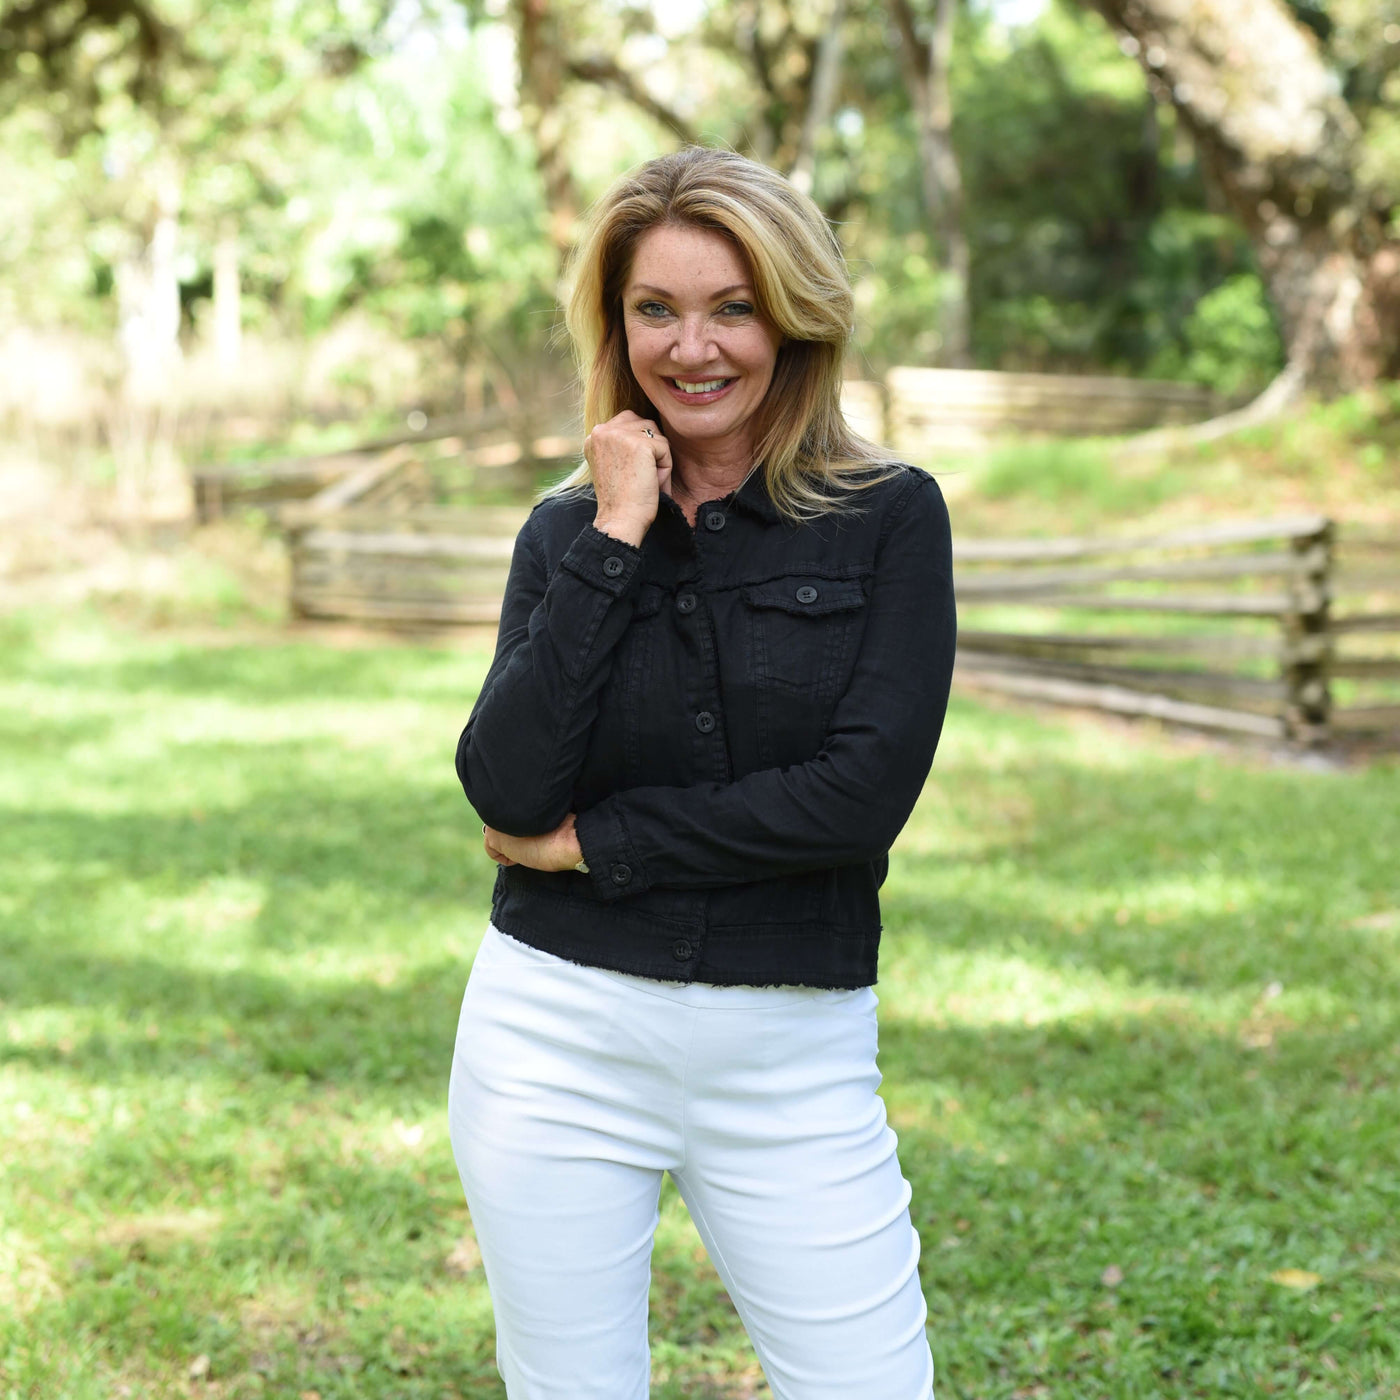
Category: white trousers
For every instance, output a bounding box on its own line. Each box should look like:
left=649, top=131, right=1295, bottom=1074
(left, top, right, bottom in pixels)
left=447, top=925, right=936, bottom=1400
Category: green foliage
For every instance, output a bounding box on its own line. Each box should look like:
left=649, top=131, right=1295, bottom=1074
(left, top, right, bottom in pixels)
left=951, top=4, right=1282, bottom=378
left=1, top=612, right=1397, bottom=1397
left=1146, top=272, right=1285, bottom=396
left=0, top=0, right=1370, bottom=405
left=286, top=35, right=558, bottom=378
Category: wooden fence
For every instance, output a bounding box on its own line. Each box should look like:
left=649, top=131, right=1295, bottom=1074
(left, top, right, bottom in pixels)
left=844, top=368, right=1229, bottom=455
left=192, top=406, right=576, bottom=523
left=954, top=516, right=1400, bottom=744
left=283, top=447, right=530, bottom=627
left=274, top=446, right=1400, bottom=746
left=196, top=377, right=1395, bottom=746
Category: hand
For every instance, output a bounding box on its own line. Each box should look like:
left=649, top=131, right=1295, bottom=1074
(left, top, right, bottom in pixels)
left=483, top=813, right=584, bottom=872
left=585, top=411, right=672, bottom=547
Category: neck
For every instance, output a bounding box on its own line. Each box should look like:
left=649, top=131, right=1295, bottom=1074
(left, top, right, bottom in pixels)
left=667, top=432, right=756, bottom=508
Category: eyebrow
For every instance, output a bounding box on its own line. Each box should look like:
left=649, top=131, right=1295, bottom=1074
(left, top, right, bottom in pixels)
left=628, top=283, right=753, bottom=300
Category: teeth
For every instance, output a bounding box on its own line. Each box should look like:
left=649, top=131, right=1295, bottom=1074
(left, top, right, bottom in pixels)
left=674, top=379, right=730, bottom=394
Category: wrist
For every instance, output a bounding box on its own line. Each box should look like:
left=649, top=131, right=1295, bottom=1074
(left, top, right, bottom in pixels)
left=559, top=813, right=587, bottom=872
left=593, top=513, right=649, bottom=549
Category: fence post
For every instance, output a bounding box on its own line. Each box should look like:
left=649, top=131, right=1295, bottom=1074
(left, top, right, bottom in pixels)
left=1281, top=518, right=1334, bottom=745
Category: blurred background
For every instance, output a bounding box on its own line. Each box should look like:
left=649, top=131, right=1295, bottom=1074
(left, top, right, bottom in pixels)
left=2, top=0, right=1396, bottom=511
left=3, top=5, right=1400, bottom=1399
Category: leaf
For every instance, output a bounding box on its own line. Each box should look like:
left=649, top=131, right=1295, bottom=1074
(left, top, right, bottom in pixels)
left=1269, top=1268, right=1321, bottom=1290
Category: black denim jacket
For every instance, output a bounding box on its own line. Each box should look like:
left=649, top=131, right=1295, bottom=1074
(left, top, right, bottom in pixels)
left=455, top=464, right=957, bottom=988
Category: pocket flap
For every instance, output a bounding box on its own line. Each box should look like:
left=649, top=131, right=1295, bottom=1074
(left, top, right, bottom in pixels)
left=742, top=577, right=866, bottom=616
left=633, top=583, right=666, bottom=618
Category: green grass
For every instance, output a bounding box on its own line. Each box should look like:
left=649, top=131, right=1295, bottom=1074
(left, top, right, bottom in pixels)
left=2, top=610, right=1398, bottom=1399
left=935, top=385, right=1400, bottom=540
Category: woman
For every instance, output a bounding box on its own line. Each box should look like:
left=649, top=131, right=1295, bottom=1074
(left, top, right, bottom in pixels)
left=450, top=146, right=956, bottom=1399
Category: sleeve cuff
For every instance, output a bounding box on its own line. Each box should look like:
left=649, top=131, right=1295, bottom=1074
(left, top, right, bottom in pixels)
left=559, top=524, right=643, bottom=598
left=575, top=800, right=649, bottom=900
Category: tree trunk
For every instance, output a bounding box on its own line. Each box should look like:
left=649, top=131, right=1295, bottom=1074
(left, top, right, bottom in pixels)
left=512, top=0, right=582, bottom=261
left=213, top=221, right=242, bottom=374
left=888, top=0, right=972, bottom=367
left=789, top=0, right=848, bottom=197
left=1082, top=0, right=1400, bottom=392
left=113, top=164, right=187, bottom=521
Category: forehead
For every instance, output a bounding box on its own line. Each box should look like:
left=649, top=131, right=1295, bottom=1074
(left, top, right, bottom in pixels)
left=624, top=223, right=752, bottom=294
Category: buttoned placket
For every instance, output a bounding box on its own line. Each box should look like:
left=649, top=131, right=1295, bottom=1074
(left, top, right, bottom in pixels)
left=668, top=497, right=742, bottom=973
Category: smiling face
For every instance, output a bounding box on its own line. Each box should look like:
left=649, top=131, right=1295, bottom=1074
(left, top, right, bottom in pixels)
left=622, top=222, right=783, bottom=466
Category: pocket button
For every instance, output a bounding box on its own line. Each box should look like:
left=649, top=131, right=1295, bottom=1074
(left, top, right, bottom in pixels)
left=795, top=584, right=818, bottom=604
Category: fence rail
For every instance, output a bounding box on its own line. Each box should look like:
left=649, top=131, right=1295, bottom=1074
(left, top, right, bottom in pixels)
left=954, top=516, right=1400, bottom=744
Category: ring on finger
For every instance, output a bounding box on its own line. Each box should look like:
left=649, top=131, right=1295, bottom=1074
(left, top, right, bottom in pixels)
left=644, top=427, right=654, bottom=438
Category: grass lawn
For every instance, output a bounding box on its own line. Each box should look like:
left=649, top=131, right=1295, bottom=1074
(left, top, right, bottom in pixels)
left=1, top=607, right=1398, bottom=1400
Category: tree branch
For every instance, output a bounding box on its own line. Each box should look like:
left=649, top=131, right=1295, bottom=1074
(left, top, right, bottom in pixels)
left=565, top=55, right=701, bottom=145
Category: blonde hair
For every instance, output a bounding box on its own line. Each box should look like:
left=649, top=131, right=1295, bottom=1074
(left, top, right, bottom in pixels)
left=549, top=146, right=896, bottom=520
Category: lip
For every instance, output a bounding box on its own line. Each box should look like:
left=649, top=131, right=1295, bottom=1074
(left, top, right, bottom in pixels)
left=663, top=377, right=736, bottom=405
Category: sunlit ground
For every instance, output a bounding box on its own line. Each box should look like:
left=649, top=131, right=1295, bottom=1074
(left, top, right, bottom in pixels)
left=1, top=609, right=1396, bottom=1398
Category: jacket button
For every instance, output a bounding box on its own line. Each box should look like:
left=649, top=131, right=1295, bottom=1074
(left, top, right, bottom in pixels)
left=610, top=863, right=632, bottom=885
left=602, top=555, right=625, bottom=578
left=676, top=592, right=697, bottom=614
left=704, top=510, right=726, bottom=532
left=672, top=939, right=694, bottom=961
left=795, top=584, right=818, bottom=603
left=694, top=710, right=716, bottom=734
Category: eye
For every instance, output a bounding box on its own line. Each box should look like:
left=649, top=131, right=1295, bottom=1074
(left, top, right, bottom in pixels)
left=634, top=300, right=671, bottom=318
left=720, top=301, right=754, bottom=316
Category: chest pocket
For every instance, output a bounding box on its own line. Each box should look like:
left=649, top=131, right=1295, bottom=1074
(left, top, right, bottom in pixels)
left=742, top=575, right=868, bottom=693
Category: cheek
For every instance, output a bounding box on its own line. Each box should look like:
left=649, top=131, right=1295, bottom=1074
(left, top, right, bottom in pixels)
left=626, top=326, right=666, bottom=374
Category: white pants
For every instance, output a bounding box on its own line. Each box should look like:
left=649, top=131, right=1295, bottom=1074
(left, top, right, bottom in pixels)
left=447, top=925, right=936, bottom=1399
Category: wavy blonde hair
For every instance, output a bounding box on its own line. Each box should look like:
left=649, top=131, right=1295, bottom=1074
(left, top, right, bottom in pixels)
left=549, top=146, right=896, bottom=520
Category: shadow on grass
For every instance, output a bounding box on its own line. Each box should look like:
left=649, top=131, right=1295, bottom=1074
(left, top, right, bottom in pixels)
left=13, top=634, right=491, bottom=704
left=884, top=746, right=1400, bottom=1004
left=0, top=945, right=471, bottom=1093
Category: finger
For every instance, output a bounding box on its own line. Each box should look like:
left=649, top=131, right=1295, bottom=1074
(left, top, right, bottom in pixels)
left=636, top=421, right=671, bottom=468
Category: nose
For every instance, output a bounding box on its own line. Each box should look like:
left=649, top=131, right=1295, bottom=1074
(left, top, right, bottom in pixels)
left=669, top=313, right=717, bottom=368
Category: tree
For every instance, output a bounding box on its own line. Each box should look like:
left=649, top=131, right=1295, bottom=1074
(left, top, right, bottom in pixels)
left=1078, top=0, right=1400, bottom=394
left=1, top=0, right=398, bottom=510
left=886, top=0, right=971, bottom=365
left=503, top=0, right=699, bottom=260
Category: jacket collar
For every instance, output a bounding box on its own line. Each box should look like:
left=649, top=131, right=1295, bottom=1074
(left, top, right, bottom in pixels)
left=729, top=467, right=780, bottom=524
left=655, top=466, right=781, bottom=527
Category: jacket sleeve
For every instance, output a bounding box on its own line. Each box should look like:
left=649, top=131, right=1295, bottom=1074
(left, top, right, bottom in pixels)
left=455, top=510, right=644, bottom=835
left=573, top=474, right=956, bottom=897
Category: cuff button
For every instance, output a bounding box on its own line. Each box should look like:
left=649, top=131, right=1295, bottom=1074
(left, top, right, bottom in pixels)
left=603, top=555, right=625, bottom=578
left=610, top=863, right=632, bottom=885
